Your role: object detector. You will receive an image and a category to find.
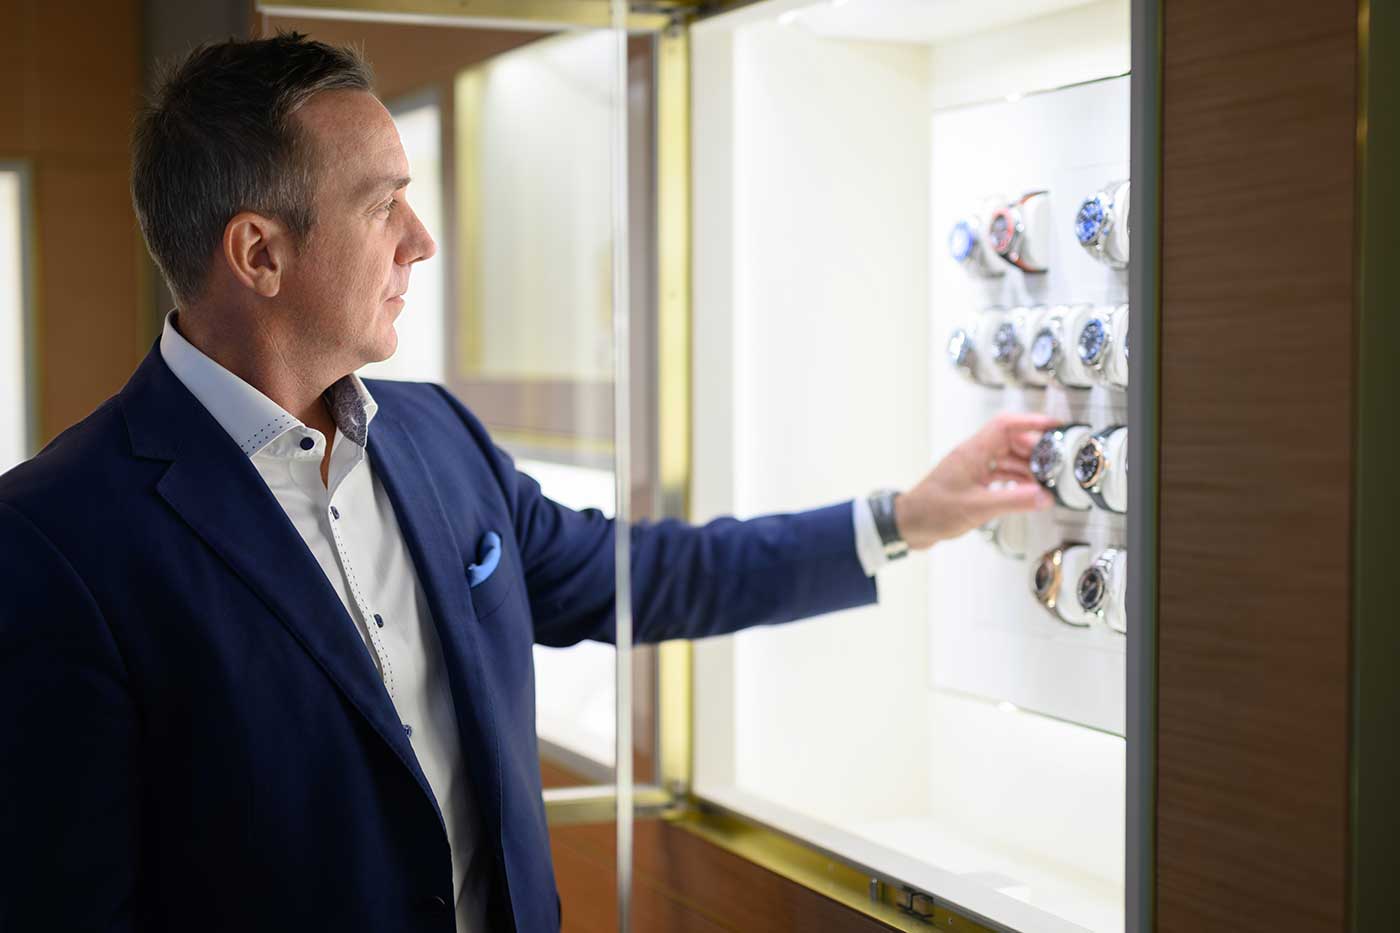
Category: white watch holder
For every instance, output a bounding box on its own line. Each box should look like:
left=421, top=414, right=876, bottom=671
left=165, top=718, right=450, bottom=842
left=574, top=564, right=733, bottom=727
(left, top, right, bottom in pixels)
left=1100, top=302, right=1130, bottom=389
left=947, top=308, right=1009, bottom=388
left=1077, top=546, right=1128, bottom=634
left=980, top=510, right=1028, bottom=559
left=1097, top=425, right=1129, bottom=513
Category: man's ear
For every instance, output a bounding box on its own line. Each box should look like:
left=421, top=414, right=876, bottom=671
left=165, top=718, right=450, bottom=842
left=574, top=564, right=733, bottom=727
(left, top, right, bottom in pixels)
left=222, top=211, right=290, bottom=298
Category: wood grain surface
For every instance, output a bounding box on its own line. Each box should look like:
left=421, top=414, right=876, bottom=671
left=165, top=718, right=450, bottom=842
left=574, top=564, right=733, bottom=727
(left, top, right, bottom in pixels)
left=541, top=760, right=898, bottom=933
left=1157, top=2, right=1356, bottom=929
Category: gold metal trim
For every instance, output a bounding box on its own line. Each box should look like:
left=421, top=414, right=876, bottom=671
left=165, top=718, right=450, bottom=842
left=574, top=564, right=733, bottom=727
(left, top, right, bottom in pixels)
left=543, top=783, right=678, bottom=825
left=452, top=66, right=486, bottom=376
left=675, top=807, right=999, bottom=933
left=257, top=0, right=680, bottom=32
left=654, top=19, right=694, bottom=796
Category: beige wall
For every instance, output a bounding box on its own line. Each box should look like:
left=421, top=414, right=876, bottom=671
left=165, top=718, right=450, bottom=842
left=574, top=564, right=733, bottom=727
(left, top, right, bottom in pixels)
left=0, top=0, right=145, bottom=443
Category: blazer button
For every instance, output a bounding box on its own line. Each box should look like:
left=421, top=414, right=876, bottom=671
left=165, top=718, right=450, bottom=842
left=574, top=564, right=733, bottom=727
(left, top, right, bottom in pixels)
left=424, top=894, right=449, bottom=912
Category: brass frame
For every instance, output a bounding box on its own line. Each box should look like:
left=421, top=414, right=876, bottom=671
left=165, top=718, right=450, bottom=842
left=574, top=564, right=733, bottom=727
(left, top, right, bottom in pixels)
left=1350, top=0, right=1398, bottom=928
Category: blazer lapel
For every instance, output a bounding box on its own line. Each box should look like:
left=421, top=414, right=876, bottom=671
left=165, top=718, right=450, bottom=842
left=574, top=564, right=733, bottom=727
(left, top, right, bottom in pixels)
left=368, top=412, right=505, bottom=840
left=119, top=347, right=440, bottom=816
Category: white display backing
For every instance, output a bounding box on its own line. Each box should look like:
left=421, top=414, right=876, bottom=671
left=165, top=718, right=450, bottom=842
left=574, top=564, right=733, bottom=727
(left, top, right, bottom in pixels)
left=929, top=75, right=1130, bottom=736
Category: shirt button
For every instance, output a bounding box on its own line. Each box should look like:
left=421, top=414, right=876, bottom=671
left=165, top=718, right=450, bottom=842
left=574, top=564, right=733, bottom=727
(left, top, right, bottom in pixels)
left=374, top=613, right=384, bottom=628
left=331, top=506, right=340, bottom=520
left=299, top=437, right=314, bottom=451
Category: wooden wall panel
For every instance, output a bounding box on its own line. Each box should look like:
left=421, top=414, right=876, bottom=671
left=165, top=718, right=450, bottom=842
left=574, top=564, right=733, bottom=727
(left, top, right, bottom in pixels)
left=0, top=0, right=144, bottom=443
left=541, top=761, right=898, bottom=933
left=1157, top=2, right=1356, bottom=930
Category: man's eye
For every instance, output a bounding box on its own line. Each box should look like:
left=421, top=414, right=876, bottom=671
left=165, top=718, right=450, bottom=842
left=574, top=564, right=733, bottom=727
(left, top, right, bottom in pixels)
left=379, top=199, right=398, bottom=215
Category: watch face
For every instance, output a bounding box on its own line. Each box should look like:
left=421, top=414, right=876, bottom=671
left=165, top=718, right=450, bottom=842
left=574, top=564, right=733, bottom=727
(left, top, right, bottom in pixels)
left=1029, top=328, right=1059, bottom=371
left=1077, top=317, right=1109, bottom=366
left=1075, top=195, right=1109, bottom=246
left=1073, top=438, right=1105, bottom=488
left=988, top=208, right=1018, bottom=255
left=1033, top=551, right=1060, bottom=602
left=991, top=321, right=1021, bottom=369
left=948, top=220, right=978, bottom=264
left=1077, top=565, right=1108, bottom=613
left=1029, top=433, right=1062, bottom=486
left=947, top=328, right=973, bottom=369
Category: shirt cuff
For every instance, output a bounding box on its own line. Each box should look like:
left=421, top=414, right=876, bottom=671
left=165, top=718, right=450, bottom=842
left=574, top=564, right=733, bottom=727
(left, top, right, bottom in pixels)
left=852, top=495, right=889, bottom=577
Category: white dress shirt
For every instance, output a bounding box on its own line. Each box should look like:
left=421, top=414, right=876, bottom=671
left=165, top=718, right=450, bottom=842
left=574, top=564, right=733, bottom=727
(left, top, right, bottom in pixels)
left=160, top=312, right=488, bottom=932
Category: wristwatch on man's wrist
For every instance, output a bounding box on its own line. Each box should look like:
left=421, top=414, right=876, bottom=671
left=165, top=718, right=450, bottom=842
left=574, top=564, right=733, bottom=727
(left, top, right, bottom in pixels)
left=867, top=489, right=909, bottom=561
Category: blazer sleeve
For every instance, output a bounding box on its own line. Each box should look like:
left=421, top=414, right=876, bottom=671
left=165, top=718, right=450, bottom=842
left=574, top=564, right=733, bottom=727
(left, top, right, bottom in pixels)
left=0, top=502, right=138, bottom=932
left=432, top=385, right=879, bottom=647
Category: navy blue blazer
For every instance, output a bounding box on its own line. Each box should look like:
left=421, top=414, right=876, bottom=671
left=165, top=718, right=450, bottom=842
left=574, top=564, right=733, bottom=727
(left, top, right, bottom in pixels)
left=0, top=345, right=877, bottom=932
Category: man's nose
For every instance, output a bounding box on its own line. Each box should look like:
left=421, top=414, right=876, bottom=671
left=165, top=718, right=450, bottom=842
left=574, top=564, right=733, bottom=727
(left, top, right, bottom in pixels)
left=399, top=206, right=437, bottom=265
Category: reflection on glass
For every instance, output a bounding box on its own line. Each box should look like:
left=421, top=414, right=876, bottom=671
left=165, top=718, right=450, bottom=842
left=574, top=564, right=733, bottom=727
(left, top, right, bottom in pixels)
left=359, top=94, right=446, bottom=383
left=527, top=459, right=620, bottom=770
left=0, top=167, right=29, bottom=472
left=691, top=2, right=1132, bottom=931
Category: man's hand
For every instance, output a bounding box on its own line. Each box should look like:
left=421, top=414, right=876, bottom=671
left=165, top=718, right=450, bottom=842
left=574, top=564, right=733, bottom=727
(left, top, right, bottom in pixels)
left=893, top=412, right=1060, bottom=551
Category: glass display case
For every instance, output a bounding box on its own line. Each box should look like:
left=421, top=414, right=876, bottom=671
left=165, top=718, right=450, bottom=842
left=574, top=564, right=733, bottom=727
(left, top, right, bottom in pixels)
left=261, top=2, right=1155, bottom=929
left=688, top=2, right=1139, bottom=930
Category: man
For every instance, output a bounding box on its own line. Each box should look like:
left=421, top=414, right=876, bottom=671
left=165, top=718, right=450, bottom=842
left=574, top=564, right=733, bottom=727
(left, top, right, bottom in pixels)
left=0, top=33, right=1053, bottom=933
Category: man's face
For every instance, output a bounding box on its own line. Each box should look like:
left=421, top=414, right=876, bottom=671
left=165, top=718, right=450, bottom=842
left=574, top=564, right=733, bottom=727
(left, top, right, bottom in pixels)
left=280, top=89, right=436, bottom=374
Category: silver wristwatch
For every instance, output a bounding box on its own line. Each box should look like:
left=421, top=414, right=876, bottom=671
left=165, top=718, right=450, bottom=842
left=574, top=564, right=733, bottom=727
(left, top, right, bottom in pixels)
left=867, top=489, right=908, bottom=561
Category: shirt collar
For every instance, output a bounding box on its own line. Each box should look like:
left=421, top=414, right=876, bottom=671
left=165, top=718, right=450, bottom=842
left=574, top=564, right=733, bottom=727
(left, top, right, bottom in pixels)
left=159, top=309, right=378, bottom=458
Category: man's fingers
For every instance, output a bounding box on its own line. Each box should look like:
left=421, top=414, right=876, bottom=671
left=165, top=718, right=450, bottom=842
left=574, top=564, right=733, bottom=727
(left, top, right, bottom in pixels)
left=971, top=482, right=1053, bottom=521
left=988, top=412, right=1060, bottom=440
left=1008, top=429, right=1045, bottom=458
left=990, top=467, right=1031, bottom=484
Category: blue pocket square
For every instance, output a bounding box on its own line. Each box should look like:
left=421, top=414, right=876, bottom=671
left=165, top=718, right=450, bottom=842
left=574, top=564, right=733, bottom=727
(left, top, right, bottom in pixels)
left=467, top=531, right=502, bottom=588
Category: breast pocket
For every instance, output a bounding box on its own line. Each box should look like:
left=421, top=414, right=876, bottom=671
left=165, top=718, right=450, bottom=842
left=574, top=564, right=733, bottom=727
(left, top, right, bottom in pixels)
left=466, top=530, right=518, bottom=618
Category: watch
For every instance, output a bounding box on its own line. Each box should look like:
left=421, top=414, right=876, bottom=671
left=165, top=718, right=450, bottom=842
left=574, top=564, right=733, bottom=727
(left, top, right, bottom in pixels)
left=1029, top=424, right=1093, bottom=510
left=947, top=325, right=1002, bottom=388
left=1077, top=547, right=1127, bottom=633
left=1029, top=308, right=1094, bottom=389
left=987, top=190, right=1050, bottom=273
left=990, top=319, right=1022, bottom=378
left=867, top=489, right=909, bottom=561
left=1072, top=425, right=1128, bottom=513
left=1074, top=180, right=1130, bottom=269
left=948, top=217, right=1004, bottom=278
left=1076, top=312, right=1112, bottom=373
left=1032, top=542, right=1091, bottom=625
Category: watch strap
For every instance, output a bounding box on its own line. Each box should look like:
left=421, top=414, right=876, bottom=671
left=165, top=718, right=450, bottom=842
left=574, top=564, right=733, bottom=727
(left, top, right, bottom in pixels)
left=867, top=489, right=908, bottom=560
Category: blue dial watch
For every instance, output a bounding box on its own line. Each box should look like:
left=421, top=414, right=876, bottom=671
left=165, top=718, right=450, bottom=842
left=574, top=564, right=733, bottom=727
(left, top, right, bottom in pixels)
left=1074, top=180, right=1130, bottom=269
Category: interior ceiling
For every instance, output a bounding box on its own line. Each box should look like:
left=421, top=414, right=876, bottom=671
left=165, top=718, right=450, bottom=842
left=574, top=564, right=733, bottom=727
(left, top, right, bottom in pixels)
left=263, top=15, right=547, bottom=102
left=783, top=0, right=1102, bottom=44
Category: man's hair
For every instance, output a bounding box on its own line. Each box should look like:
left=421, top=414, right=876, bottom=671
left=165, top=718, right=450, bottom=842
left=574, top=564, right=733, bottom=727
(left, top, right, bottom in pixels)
left=131, top=32, right=374, bottom=305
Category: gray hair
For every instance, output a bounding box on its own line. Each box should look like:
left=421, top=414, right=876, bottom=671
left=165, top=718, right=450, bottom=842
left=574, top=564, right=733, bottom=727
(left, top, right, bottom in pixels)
left=131, top=32, right=374, bottom=305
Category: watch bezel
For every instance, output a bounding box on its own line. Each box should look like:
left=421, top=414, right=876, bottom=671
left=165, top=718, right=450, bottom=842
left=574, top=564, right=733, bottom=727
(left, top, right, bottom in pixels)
left=1077, top=315, right=1112, bottom=369
left=1076, top=563, right=1109, bottom=614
